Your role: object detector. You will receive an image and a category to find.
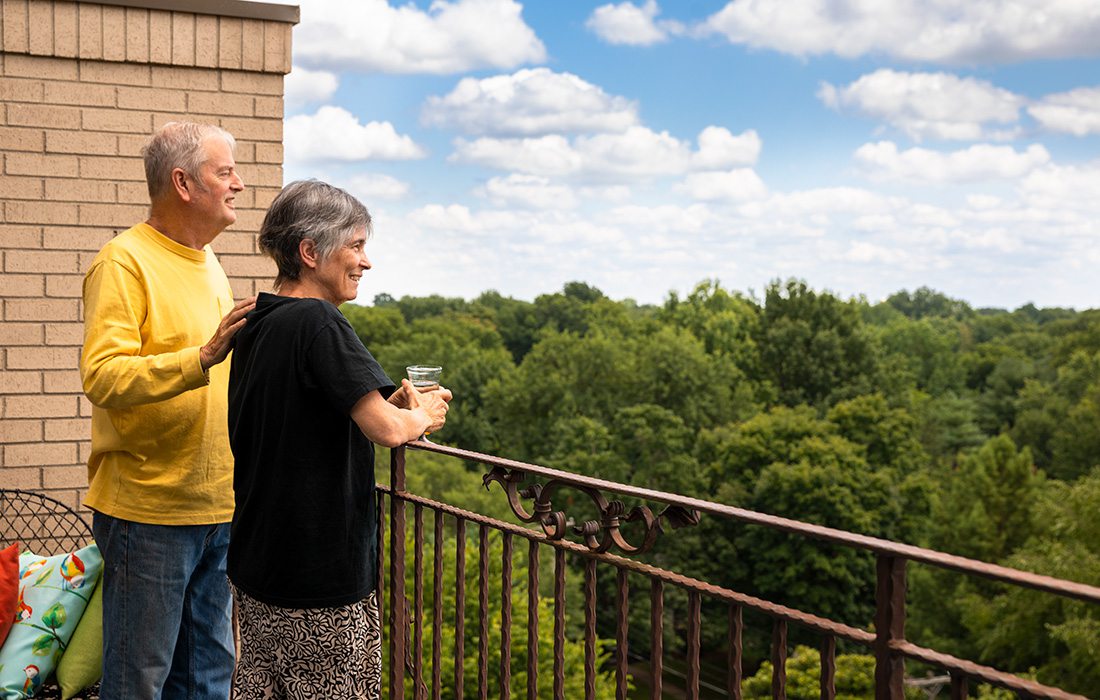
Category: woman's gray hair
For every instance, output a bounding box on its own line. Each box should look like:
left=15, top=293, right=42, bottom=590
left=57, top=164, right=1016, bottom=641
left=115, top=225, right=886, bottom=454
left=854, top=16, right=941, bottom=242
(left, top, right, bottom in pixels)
left=259, top=179, right=372, bottom=291
left=142, top=122, right=236, bottom=200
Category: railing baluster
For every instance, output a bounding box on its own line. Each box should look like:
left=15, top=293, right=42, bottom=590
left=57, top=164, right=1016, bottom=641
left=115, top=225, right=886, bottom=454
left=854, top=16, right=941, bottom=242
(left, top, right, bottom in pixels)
left=772, top=619, right=788, bottom=700
left=414, top=503, right=425, bottom=700
left=501, top=532, right=513, bottom=700
left=686, top=591, right=701, bottom=700
left=650, top=578, right=663, bottom=700
left=553, top=548, right=566, bottom=700
left=527, top=541, right=539, bottom=700
left=820, top=636, right=836, bottom=700
left=950, top=673, right=968, bottom=700
left=377, top=490, right=386, bottom=646
left=432, top=510, right=444, bottom=700
left=584, top=558, right=597, bottom=700
left=728, top=604, right=742, bottom=700
left=389, top=446, right=408, bottom=700
left=615, top=568, right=629, bottom=700
left=874, top=555, right=907, bottom=700
left=455, top=518, right=467, bottom=700
left=479, top=524, right=490, bottom=700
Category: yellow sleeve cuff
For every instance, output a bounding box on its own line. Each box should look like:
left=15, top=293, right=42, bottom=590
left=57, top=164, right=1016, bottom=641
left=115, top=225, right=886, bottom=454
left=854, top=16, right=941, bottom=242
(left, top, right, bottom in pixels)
left=180, top=346, right=209, bottom=389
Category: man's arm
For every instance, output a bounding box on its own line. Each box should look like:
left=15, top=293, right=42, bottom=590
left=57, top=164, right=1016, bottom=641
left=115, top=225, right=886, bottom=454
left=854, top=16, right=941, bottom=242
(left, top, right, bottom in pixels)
left=80, top=260, right=254, bottom=409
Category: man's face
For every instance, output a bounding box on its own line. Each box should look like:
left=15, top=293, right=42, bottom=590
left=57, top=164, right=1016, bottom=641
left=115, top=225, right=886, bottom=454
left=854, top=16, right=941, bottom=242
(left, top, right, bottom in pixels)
left=315, top=227, right=371, bottom=306
left=189, top=137, right=244, bottom=231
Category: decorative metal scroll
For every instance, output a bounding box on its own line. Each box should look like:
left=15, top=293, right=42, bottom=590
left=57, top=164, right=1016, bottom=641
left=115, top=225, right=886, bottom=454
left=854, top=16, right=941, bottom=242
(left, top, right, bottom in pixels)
left=482, top=466, right=701, bottom=554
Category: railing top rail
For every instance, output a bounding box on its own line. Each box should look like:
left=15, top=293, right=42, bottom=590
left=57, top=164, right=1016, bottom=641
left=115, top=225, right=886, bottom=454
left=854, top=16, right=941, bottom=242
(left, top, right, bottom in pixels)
left=407, top=439, right=1100, bottom=605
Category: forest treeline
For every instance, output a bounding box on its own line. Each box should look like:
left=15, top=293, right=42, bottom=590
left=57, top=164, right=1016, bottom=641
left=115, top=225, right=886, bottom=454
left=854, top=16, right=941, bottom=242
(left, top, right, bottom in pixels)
left=344, top=279, right=1100, bottom=696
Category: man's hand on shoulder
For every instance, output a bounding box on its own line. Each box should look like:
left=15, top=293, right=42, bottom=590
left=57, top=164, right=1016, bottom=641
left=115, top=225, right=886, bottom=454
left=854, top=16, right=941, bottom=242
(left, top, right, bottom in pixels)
left=200, top=296, right=257, bottom=370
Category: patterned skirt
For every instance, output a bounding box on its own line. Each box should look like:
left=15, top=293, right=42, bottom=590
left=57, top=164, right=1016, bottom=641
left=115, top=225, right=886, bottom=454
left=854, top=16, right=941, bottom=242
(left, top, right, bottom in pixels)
left=231, top=586, right=382, bottom=700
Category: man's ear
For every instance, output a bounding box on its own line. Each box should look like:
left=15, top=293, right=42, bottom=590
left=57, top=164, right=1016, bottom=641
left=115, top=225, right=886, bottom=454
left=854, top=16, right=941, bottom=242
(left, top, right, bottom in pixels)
left=171, top=168, right=192, bottom=202
left=299, top=238, right=319, bottom=269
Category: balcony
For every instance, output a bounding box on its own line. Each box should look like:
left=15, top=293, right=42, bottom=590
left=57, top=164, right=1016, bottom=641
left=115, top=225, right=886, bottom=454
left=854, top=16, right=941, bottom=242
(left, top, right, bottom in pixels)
left=378, top=440, right=1100, bottom=700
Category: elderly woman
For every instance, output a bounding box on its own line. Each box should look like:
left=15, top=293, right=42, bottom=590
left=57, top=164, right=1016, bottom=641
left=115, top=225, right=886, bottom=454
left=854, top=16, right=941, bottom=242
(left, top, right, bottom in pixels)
left=227, top=179, right=450, bottom=699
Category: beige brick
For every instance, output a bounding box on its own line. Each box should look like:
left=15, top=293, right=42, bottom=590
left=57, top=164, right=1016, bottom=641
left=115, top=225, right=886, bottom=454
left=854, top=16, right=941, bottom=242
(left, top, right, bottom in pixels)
left=80, top=59, right=149, bottom=86
left=117, top=133, right=148, bottom=156
left=230, top=208, right=265, bottom=232
left=0, top=370, right=40, bottom=393
left=117, top=85, right=186, bottom=112
left=8, top=103, right=81, bottom=129
left=0, top=418, right=42, bottom=442
left=77, top=3, right=103, bottom=59
left=217, top=17, right=242, bottom=70
left=0, top=128, right=44, bottom=159
left=41, top=464, right=87, bottom=488
left=195, top=14, right=217, bottom=68
left=5, top=298, right=79, bottom=322
left=0, top=77, right=43, bottom=102
left=78, top=251, right=98, bottom=269
left=44, top=321, right=83, bottom=345
left=46, top=130, right=117, bottom=155
left=4, top=393, right=77, bottom=418
left=78, top=440, right=91, bottom=462
left=44, top=417, right=90, bottom=442
left=0, top=274, right=43, bottom=297
left=43, top=81, right=116, bottom=107
left=0, top=467, right=42, bottom=489
left=2, top=0, right=30, bottom=55
left=0, top=321, right=42, bottom=345
left=241, top=19, right=264, bottom=71
left=188, top=91, right=252, bottom=116
left=6, top=151, right=79, bottom=177
left=26, top=0, right=52, bottom=55
left=171, top=11, right=195, bottom=66
left=78, top=202, right=145, bottom=227
left=3, top=249, right=78, bottom=275
left=46, top=273, right=82, bottom=297
left=125, top=7, right=149, bottom=63
left=233, top=141, right=255, bottom=163
left=254, top=96, right=282, bottom=119
left=53, top=1, right=77, bottom=57
left=221, top=70, right=281, bottom=95
left=253, top=186, right=279, bottom=209
left=82, top=107, right=151, bottom=133
left=45, top=177, right=115, bottom=202
left=43, top=226, right=116, bottom=251
left=116, top=181, right=148, bottom=204
left=263, top=21, right=290, bottom=74
left=7, top=346, right=77, bottom=370
left=2, top=54, right=78, bottom=80
left=102, top=5, right=126, bottom=62
left=210, top=230, right=253, bottom=255
left=218, top=253, right=273, bottom=278
left=79, top=155, right=143, bottom=181
left=219, top=117, right=281, bottom=143
left=0, top=173, right=42, bottom=198
left=4, top=200, right=79, bottom=225
left=238, top=161, right=281, bottom=187
left=148, top=9, right=171, bottom=64
left=5, top=440, right=75, bottom=466
left=43, top=368, right=80, bottom=393
left=0, top=224, right=41, bottom=248
left=79, top=394, right=92, bottom=417
left=150, top=64, right=218, bottom=91
left=228, top=276, right=255, bottom=298
left=228, top=187, right=254, bottom=209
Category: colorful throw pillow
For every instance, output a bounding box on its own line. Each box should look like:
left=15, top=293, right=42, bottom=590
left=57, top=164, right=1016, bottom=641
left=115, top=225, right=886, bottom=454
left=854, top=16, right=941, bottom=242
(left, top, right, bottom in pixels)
left=54, top=579, right=102, bottom=700
left=0, top=545, right=18, bottom=648
left=0, top=544, right=102, bottom=700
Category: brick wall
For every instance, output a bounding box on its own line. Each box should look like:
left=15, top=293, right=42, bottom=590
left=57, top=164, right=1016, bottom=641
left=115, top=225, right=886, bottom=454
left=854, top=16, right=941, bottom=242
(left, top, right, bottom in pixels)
left=0, top=0, right=296, bottom=509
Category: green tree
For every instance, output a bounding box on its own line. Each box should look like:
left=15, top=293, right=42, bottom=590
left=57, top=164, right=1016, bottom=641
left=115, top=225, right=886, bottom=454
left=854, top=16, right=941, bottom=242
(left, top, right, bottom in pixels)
left=742, top=645, right=878, bottom=700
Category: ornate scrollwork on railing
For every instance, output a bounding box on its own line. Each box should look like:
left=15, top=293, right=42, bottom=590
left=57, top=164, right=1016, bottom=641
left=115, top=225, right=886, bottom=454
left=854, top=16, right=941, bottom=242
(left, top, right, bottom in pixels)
left=481, top=466, right=701, bottom=555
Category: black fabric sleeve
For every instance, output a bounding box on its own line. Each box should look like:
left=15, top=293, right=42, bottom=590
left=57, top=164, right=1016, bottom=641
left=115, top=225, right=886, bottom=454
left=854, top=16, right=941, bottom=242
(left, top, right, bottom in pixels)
left=303, top=308, right=395, bottom=414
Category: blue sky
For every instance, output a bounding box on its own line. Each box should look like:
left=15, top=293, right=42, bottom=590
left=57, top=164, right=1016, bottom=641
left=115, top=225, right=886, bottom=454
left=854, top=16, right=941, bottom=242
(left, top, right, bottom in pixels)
left=273, top=0, right=1100, bottom=309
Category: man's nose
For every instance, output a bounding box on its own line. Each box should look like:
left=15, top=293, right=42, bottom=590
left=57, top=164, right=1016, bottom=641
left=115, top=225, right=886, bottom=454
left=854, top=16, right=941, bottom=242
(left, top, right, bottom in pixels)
left=231, top=171, right=245, bottom=191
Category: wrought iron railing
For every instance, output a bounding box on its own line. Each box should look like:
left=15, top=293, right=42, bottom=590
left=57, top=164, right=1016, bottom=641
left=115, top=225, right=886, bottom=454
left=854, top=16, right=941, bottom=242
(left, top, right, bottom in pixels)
left=379, top=440, right=1100, bottom=700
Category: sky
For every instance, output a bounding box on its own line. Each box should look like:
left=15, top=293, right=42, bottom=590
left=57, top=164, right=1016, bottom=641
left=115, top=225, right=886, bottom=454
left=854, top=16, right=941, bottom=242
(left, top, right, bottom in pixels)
left=271, top=0, right=1100, bottom=310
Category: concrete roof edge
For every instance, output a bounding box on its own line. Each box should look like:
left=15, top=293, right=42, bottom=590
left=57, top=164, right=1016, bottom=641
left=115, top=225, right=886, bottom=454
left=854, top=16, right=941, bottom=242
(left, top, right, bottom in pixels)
left=83, top=0, right=300, bottom=24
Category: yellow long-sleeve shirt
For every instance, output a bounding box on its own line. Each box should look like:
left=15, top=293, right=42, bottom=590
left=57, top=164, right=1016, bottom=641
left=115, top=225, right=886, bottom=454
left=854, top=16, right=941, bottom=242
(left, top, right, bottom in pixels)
left=80, top=222, right=236, bottom=524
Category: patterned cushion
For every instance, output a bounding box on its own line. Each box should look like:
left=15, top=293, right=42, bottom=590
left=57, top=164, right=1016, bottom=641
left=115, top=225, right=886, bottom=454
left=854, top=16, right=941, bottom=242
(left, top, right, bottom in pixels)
left=53, top=580, right=102, bottom=700
left=0, top=545, right=102, bottom=700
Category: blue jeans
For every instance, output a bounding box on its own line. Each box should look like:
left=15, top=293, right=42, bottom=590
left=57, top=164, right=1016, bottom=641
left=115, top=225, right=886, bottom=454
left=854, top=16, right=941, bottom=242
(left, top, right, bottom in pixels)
left=93, top=513, right=235, bottom=700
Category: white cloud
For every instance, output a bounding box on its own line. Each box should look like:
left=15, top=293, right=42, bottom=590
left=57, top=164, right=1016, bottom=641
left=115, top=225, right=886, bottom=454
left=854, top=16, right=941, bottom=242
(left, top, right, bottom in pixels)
left=284, top=65, right=339, bottom=110
left=422, top=68, right=639, bottom=136
left=285, top=106, right=427, bottom=163
left=1028, top=87, right=1100, bottom=136
left=450, top=126, right=760, bottom=181
left=819, top=69, right=1023, bottom=141
left=701, top=0, right=1100, bottom=64
left=586, top=0, right=684, bottom=46
left=295, top=0, right=546, bottom=74
left=343, top=173, right=411, bottom=201
left=854, top=142, right=1051, bottom=183
left=1018, top=161, right=1100, bottom=213
left=676, top=168, right=767, bottom=201
left=480, top=174, right=578, bottom=209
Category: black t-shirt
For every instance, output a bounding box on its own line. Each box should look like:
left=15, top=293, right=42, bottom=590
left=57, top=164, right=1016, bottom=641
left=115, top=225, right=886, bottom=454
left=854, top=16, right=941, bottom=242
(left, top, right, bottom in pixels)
left=227, top=292, right=395, bottom=608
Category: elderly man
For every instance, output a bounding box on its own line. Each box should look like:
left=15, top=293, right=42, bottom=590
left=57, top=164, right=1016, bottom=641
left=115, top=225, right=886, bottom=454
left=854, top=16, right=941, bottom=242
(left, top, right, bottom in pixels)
left=227, top=179, right=450, bottom=699
left=80, top=122, right=255, bottom=699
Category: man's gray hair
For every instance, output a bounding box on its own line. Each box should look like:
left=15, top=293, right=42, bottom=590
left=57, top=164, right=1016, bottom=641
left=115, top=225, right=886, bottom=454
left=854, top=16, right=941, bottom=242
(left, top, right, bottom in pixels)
left=142, top=122, right=236, bottom=200
left=259, top=179, right=373, bottom=291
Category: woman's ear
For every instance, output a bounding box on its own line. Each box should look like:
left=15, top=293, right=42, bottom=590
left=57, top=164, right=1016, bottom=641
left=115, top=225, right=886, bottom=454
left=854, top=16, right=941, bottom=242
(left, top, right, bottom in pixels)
left=299, top=238, right=319, bottom=269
